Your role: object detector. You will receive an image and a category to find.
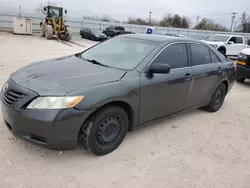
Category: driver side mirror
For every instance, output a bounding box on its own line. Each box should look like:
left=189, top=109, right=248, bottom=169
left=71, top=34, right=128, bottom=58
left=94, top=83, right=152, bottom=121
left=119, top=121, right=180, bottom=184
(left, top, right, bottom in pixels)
left=228, top=41, right=234, bottom=45
left=43, top=7, right=47, bottom=11
left=147, top=63, right=170, bottom=77
left=65, top=10, right=67, bottom=14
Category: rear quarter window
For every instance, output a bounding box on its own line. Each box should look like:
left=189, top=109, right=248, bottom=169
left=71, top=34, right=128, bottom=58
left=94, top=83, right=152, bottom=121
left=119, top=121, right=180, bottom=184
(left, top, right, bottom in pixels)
left=210, top=50, right=221, bottom=63
left=235, top=37, right=243, bottom=44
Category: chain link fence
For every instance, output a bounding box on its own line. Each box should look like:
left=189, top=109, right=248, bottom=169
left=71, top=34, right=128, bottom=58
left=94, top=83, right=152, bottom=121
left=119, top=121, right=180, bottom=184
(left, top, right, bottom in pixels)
left=1, top=11, right=250, bottom=40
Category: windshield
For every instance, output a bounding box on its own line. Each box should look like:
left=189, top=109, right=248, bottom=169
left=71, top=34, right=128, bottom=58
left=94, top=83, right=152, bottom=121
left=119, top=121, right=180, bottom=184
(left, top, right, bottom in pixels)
left=80, top=37, right=158, bottom=70
left=49, top=8, right=61, bottom=18
left=93, top=31, right=104, bottom=35
left=206, top=35, right=229, bottom=42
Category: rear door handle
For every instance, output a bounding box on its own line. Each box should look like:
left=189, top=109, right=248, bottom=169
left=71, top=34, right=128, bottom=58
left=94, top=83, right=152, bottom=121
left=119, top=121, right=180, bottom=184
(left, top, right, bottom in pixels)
left=218, top=67, right=222, bottom=73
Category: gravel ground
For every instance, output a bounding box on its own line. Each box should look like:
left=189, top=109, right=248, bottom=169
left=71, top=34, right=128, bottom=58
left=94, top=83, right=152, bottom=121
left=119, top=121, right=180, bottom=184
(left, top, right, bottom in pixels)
left=1, top=32, right=250, bottom=188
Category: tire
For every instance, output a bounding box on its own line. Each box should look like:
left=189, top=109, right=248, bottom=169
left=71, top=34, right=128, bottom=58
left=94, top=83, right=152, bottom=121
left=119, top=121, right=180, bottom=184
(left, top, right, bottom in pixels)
left=66, top=27, right=72, bottom=42
left=45, top=25, right=53, bottom=39
left=40, top=26, right=45, bottom=37
left=79, top=105, right=129, bottom=156
left=89, top=35, right=95, bottom=41
left=236, top=77, right=245, bottom=83
left=204, top=83, right=227, bottom=112
left=218, top=48, right=226, bottom=56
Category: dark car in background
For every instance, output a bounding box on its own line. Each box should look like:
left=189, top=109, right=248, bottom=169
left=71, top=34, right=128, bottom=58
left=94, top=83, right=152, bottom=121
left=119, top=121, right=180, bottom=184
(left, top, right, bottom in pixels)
left=1, top=34, right=235, bottom=156
left=103, top=26, right=135, bottom=37
left=235, top=48, right=250, bottom=83
left=80, top=28, right=108, bottom=41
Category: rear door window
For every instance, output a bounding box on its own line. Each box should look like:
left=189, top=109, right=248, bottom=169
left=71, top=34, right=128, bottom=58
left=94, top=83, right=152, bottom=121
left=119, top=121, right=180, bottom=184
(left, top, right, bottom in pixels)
left=235, top=37, right=243, bottom=44
left=190, top=43, right=211, bottom=66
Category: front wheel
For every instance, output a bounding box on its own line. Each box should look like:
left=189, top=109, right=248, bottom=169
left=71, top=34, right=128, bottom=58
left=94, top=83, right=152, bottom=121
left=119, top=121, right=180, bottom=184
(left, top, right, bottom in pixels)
left=79, top=105, right=129, bottom=156
left=236, top=77, right=245, bottom=83
left=45, top=25, right=53, bottom=39
left=204, top=83, right=227, bottom=112
left=218, top=48, right=226, bottom=56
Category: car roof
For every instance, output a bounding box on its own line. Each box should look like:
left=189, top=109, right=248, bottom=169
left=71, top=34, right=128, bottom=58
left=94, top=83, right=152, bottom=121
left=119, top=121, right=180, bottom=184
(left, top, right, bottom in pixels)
left=120, top=34, right=199, bottom=43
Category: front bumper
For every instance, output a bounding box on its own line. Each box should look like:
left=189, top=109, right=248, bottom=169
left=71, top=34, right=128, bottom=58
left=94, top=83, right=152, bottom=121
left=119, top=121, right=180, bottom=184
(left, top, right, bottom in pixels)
left=96, top=36, right=107, bottom=41
left=1, top=80, right=93, bottom=150
left=236, top=65, right=250, bottom=79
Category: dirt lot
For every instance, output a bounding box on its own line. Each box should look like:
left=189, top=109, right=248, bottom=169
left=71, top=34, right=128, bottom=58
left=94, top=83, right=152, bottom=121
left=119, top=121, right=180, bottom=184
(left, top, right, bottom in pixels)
left=1, top=32, right=250, bottom=188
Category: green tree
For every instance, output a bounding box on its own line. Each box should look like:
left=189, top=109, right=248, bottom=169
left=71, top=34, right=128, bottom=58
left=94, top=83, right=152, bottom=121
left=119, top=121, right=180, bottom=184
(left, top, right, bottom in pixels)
left=239, top=12, right=250, bottom=33
left=159, top=13, right=190, bottom=28
left=194, top=18, right=228, bottom=31
left=127, top=17, right=148, bottom=25
left=172, top=14, right=182, bottom=27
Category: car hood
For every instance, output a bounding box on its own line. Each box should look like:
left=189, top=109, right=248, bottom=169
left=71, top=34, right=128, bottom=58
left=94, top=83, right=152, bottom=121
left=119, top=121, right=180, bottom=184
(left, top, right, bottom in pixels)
left=95, top=32, right=106, bottom=37
left=202, top=40, right=226, bottom=45
left=240, top=48, right=250, bottom=55
left=11, top=55, right=127, bottom=95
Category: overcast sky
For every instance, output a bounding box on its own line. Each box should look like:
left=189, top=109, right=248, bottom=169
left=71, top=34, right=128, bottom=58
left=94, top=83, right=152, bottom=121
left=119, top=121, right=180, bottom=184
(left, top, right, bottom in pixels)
left=1, top=0, right=250, bottom=28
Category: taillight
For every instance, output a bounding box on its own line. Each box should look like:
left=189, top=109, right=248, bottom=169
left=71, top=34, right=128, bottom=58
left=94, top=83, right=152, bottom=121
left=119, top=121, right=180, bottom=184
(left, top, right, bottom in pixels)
left=233, top=62, right=237, bottom=72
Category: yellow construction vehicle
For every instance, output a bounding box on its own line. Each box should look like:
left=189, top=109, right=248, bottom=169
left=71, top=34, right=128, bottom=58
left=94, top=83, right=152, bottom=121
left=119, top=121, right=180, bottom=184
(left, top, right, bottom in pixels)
left=40, top=5, right=72, bottom=41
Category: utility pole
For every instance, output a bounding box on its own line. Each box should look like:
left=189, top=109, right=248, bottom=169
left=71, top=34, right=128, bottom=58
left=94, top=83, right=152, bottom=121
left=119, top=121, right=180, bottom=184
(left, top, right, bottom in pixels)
left=230, top=12, right=237, bottom=32
left=149, top=11, right=152, bottom=25
left=196, top=16, right=200, bottom=26
left=234, top=21, right=238, bottom=32
left=18, top=5, right=22, bottom=19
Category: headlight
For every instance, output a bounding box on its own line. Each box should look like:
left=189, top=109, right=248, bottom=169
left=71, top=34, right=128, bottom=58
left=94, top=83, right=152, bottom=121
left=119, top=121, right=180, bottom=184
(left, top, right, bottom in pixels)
left=238, top=53, right=247, bottom=60
left=27, top=96, right=84, bottom=109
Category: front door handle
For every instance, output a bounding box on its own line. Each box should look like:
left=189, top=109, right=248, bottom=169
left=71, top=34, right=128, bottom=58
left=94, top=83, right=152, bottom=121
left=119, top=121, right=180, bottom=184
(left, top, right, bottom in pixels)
left=184, top=73, right=191, bottom=80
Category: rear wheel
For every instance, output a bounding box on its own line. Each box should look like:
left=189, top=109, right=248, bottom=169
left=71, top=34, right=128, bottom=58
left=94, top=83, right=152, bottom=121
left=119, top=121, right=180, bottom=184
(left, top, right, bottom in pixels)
left=66, top=27, right=72, bottom=42
left=79, top=105, right=129, bottom=156
left=204, top=83, right=227, bottom=112
left=236, top=77, right=245, bottom=83
left=45, top=25, right=53, bottom=39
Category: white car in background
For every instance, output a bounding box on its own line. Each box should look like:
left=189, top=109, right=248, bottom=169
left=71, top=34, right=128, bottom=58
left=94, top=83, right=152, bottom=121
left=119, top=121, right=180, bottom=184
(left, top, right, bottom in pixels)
left=202, top=34, right=249, bottom=56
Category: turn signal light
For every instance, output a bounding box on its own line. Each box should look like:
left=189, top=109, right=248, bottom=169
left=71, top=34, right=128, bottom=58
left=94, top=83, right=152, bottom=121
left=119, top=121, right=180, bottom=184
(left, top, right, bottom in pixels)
left=236, top=61, right=246, bottom=66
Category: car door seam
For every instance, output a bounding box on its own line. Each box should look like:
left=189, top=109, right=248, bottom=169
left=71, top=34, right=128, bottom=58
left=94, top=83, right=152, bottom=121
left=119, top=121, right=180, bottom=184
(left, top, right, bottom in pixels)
left=186, top=78, right=194, bottom=108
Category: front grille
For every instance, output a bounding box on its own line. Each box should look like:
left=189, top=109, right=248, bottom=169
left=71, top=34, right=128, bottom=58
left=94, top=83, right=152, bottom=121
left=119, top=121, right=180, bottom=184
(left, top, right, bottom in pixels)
left=3, top=89, right=26, bottom=106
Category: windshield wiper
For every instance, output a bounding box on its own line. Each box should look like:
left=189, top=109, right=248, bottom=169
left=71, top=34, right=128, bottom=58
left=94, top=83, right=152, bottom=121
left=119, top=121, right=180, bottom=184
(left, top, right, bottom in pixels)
left=81, top=57, right=108, bottom=67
